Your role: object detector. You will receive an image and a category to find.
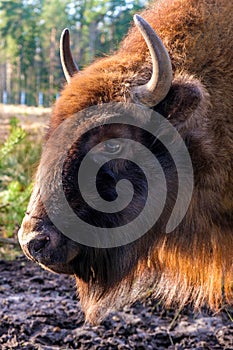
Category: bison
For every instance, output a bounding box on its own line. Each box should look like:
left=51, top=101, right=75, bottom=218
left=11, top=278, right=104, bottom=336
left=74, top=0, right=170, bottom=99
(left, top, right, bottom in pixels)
left=18, top=0, right=233, bottom=323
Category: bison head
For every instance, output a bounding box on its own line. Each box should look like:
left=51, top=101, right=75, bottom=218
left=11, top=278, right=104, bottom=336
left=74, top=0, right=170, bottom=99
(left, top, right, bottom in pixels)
left=18, top=12, right=233, bottom=323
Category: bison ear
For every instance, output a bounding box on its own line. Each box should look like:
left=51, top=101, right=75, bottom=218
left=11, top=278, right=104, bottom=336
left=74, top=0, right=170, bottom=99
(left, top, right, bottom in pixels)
left=156, top=75, right=209, bottom=127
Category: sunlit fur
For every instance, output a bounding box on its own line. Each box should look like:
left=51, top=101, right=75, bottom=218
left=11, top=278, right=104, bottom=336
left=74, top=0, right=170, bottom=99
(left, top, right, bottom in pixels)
left=23, top=0, right=232, bottom=323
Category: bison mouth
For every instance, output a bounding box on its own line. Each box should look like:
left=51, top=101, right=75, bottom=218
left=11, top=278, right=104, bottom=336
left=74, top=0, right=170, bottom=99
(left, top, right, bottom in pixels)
left=18, top=215, right=79, bottom=275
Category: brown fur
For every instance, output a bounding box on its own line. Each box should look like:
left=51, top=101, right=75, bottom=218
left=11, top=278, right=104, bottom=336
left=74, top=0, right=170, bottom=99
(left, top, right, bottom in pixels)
left=20, top=0, right=233, bottom=323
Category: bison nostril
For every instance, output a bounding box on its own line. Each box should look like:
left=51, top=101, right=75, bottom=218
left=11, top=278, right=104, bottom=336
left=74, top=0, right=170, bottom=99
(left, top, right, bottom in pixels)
left=28, top=236, right=50, bottom=255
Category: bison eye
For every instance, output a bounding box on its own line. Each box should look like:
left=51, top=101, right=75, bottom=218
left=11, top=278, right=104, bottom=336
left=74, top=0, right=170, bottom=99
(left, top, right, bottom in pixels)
left=103, top=140, right=122, bottom=154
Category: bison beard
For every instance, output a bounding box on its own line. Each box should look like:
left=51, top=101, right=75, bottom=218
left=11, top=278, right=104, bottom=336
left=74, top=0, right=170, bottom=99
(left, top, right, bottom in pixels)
left=18, top=0, right=233, bottom=323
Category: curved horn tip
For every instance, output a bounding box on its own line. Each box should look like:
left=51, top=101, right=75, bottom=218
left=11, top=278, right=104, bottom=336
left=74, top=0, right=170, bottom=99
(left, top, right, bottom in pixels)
left=133, top=14, right=142, bottom=25
left=131, top=14, right=173, bottom=107
left=61, top=28, right=70, bottom=39
left=133, top=14, right=148, bottom=30
left=60, top=27, right=79, bottom=83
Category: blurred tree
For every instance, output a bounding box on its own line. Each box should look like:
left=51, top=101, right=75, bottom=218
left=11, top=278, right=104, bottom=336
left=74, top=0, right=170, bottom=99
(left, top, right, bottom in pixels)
left=0, top=0, right=41, bottom=104
left=69, top=0, right=147, bottom=65
left=39, top=0, right=72, bottom=103
left=0, top=0, right=148, bottom=106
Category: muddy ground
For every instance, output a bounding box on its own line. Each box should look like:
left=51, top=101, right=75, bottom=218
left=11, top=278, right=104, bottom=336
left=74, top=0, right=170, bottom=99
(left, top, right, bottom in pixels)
left=0, top=256, right=232, bottom=350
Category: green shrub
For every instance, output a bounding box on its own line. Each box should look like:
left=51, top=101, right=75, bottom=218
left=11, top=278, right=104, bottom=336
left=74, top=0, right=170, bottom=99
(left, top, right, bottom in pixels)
left=0, top=118, right=41, bottom=242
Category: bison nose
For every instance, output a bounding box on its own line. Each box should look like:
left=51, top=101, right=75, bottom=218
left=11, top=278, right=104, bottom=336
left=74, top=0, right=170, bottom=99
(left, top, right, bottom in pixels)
left=28, top=236, right=50, bottom=257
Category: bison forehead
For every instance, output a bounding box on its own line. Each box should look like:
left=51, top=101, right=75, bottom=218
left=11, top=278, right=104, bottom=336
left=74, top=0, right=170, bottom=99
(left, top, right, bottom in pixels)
left=50, top=54, right=153, bottom=133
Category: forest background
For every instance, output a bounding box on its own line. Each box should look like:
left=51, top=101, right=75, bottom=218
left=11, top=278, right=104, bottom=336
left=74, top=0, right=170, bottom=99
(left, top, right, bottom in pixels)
left=0, top=0, right=148, bottom=107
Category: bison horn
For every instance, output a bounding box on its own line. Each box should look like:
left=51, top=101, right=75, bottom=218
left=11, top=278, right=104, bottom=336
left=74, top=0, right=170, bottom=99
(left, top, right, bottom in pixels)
left=131, top=15, right=173, bottom=107
left=60, top=28, right=79, bottom=83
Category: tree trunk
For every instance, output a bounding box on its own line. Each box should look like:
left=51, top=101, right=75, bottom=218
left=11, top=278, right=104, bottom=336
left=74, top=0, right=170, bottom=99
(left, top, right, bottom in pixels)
left=49, top=27, right=56, bottom=102
left=89, top=21, right=97, bottom=62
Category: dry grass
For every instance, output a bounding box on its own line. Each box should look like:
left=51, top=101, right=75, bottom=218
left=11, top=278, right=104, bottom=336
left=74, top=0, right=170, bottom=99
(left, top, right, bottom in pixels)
left=0, top=104, right=51, bottom=141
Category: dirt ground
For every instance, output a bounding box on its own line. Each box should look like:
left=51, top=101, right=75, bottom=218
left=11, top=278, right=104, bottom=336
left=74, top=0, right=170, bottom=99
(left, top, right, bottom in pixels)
left=0, top=255, right=232, bottom=350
